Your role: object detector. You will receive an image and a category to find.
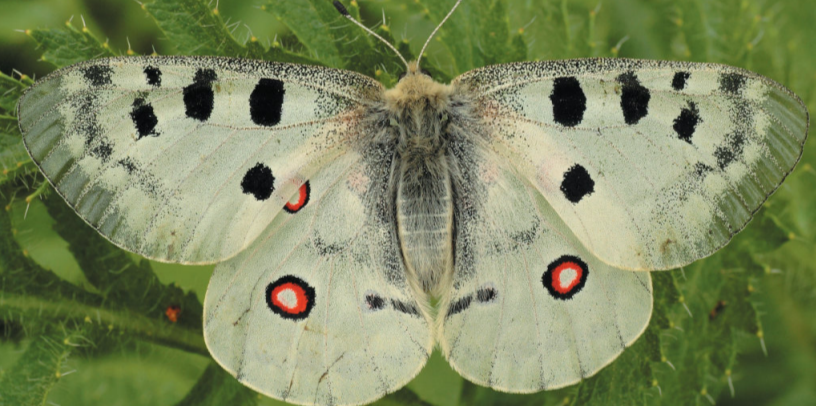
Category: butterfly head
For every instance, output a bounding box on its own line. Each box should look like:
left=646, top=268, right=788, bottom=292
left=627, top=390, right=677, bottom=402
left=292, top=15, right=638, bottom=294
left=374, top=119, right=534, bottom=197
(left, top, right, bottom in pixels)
left=398, top=62, right=433, bottom=81
left=386, top=61, right=450, bottom=108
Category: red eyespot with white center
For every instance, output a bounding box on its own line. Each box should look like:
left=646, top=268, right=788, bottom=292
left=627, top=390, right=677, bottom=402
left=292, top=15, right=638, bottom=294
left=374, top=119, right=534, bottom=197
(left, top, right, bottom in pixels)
left=266, top=276, right=315, bottom=320
left=283, top=181, right=310, bottom=214
left=542, top=255, right=589, bottom=300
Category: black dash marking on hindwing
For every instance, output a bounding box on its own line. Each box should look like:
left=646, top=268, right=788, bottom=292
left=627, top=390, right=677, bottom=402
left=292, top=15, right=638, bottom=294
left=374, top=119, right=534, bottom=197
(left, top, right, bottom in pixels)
left=183, top=69, right=217, bottom=121
left=241, top=163, right=275, bottom=200
left=266, top=275, right=315, bottom=320
left=714, top=130, right=747, bottom=169
left=720, top=72, right=746, bottom=94
left=560, top=164, right=595, bottom=203
left=144, top=66, right=162, bottom=87
left=476, top=285, right=498, bottom=303
left=673, top=101, right=701, bottom=144
left=390, top=299, right=421, bottom=317
left=672, top=71, right=690, bottom=91
left=250, top=78, right=285, bottom=127
left=550, top=77, right=587, bottom=127
left=364, top=292, right=386, bottom=311
left=83, top=65, right=113, bottom=86
left=617, top=71, right=651, bottom=125
left=130, top=98, right=159, bottom=139
left=446, top=295, right=473, bottom=317
left=542, top=255, right=589, bottom=300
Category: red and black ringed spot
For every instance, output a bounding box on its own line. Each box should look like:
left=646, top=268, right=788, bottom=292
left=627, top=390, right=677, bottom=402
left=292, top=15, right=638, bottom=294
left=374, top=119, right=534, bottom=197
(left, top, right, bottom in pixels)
left=266, top=275, right=315, bottom=320
left=283, top=181, right=310, bottom=214
left=542, top=255, right=589, bottom=300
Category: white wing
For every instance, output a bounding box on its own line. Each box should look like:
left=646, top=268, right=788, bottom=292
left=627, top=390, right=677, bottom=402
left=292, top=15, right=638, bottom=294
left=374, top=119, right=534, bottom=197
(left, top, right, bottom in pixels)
left=204, top=145, right=433, bottom=406
left=17, top=56, right=382, bottom=264
left=438, top=145, right=652, bottom=391
left=454, top=59, right=808, bottom=270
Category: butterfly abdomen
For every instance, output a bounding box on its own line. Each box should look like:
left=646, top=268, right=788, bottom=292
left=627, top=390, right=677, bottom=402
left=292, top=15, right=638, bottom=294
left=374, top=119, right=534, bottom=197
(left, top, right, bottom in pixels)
left=388, top=74, right=458, bottom=294
left=396, top=157, right=454, bottom=294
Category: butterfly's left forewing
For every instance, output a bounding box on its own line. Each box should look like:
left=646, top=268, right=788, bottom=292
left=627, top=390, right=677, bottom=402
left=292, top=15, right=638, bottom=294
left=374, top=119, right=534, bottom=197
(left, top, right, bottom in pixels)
left=17, top=56, right=382, bottom=264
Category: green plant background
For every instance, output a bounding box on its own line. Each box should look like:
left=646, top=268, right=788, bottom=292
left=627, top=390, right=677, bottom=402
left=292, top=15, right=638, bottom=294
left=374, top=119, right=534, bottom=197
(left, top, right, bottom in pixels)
left=0, top=0, right=814, bottom=405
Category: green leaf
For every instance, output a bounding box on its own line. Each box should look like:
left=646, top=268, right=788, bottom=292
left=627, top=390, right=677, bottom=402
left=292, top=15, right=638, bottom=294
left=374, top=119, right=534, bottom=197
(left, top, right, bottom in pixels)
left=473, top=0, right=510, bottom=65
left=174, top=363, right=258, bottom=406
left=262, top=0, right=380, bottom=75
left=0, top=72, right=31, bottom=180
left=144, top=0, right=246, bottom=57
left=144, top=0, right=320, bottom=64
left=27, top=25, right=115, bottom=68
left=0, top=327, right=81, bottom=406
left=41, top=191, right=204, bottom=331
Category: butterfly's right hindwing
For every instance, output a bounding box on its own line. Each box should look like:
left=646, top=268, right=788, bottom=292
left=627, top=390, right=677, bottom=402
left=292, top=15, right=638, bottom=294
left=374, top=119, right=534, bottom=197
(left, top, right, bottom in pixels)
left=17, top=56, right=382, bottom=264
left=439, top=143, right=652, bottom=391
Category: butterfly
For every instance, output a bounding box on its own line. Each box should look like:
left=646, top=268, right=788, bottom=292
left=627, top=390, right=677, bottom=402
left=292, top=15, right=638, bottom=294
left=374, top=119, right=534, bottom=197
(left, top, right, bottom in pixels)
left=15, top=0, right=808, bottom=404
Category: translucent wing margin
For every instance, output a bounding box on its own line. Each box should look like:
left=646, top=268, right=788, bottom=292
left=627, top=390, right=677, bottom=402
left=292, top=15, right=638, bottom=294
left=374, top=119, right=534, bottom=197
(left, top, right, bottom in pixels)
left=454, top=58, right=808, bottom=270
left=17, top=56, right=382, bottom=264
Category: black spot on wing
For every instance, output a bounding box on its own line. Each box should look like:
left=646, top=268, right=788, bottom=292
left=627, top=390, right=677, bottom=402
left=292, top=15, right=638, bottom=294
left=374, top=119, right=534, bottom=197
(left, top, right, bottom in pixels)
left=672, top=71, right=690, bottom=91
left=720, top=72, right=746, bottom=94
left=130, top=98, right=159, bottom=139
left=390, top=299, right=421, bottom=317
left=144, top=66, right=161, bottom=87
left=560, top=164, right=595, bottom=203
left=183, top=69, right=217, bottom=121
left=476, top=286, right=497, bottom=303
left=714, top=130, right=747, bottom=169
left=365, top=293, right=386, bottom=311
left=693, top=162, right=713, bottom=179
left=550, top=76, right=587, bottom=127
left=446, top=295, right=473, bottom=317
left=83, top=65, right=112, bottom=86
left=673, top=102, right=701, bottom=144
left=118, top=158, right=137, bottom=174
left=241, top=163, right=275, bottom=200
left=250, top=78, right=285, bottom=126
left=618, top=71, right=650, bottom=125
left=90, top=142, right=112, bottom=162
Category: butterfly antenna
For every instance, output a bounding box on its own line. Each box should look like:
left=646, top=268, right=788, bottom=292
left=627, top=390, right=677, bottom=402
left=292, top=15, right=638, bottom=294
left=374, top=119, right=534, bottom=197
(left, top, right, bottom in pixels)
left=416, top=0, right=463, bottom=67
left=333, top=1, right=409, bottom=71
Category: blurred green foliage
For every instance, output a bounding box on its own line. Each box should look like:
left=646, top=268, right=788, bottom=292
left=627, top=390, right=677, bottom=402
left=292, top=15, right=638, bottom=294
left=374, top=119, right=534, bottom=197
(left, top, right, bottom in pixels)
left=0, top=0, right=814, bottom=405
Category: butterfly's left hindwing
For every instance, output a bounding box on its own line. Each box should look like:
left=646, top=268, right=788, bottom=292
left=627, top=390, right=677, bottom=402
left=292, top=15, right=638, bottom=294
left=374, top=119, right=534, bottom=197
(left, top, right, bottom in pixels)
left=204, top=145, right=433, bottom=406
left=455, top=59, right=808, bottom=270
left=17, top=56, right=382, bottom=264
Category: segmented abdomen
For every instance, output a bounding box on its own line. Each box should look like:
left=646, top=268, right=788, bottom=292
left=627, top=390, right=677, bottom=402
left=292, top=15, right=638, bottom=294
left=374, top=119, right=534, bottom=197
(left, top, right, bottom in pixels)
left=396, top=159, right=454, bottom=293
